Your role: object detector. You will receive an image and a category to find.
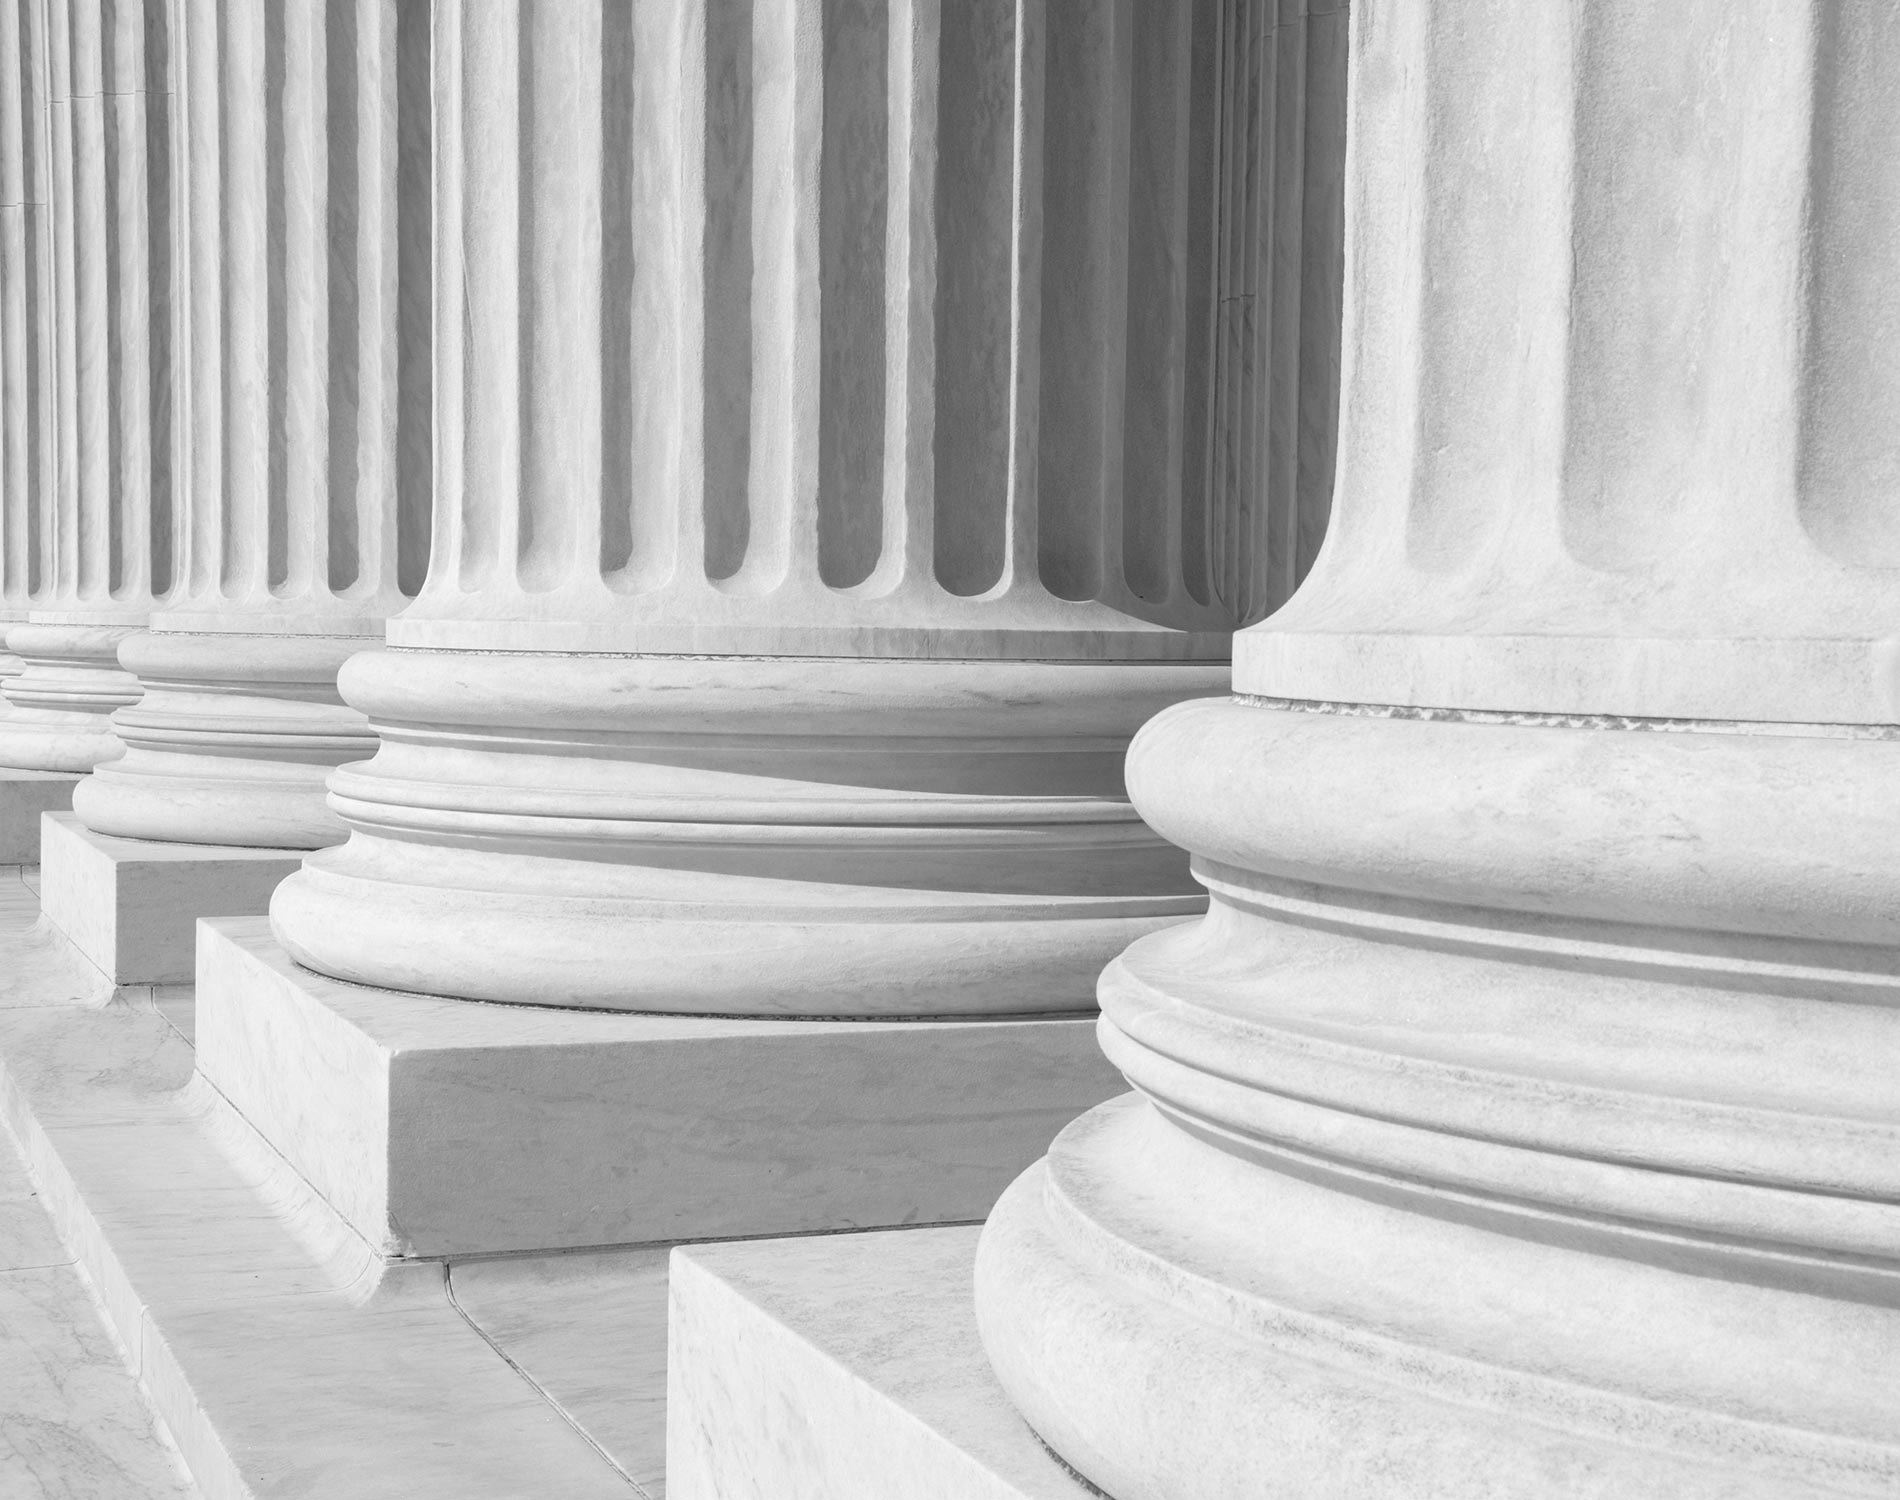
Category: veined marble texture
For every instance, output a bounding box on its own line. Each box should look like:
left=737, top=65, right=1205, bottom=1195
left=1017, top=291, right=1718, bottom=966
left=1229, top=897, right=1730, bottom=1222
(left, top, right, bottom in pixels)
left=0, top=1109, right=198, bottom=1499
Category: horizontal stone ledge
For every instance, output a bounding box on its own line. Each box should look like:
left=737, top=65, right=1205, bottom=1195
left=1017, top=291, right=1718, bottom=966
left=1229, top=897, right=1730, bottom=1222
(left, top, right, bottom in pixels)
left=194, top=918, right=1127, bottom=1259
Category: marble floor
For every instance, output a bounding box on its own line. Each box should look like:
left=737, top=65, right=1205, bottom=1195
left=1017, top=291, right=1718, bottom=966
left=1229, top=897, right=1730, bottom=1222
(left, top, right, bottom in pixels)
left=0, top=1115, right=200, bottom=1498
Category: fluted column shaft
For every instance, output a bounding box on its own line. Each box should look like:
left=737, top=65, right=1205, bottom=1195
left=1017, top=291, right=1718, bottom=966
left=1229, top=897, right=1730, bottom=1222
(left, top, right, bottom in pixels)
left=0, top=0, right=176, bottom=772
left=269, top=0, right=1343, bottom=1015
left=72, top=0, right=431, bottom=849
left=976, top=4, right=1900, bottom=1497
left=0, top=0, right=55, bottom=686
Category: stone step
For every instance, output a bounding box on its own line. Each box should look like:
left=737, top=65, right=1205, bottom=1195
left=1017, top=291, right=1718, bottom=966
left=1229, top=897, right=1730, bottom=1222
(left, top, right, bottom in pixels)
left=0, top=873, right=668, bottom=1499
left=667, top=1225, right=1091, bottom=1500
left=193, top=916, right=1122, bottom=1260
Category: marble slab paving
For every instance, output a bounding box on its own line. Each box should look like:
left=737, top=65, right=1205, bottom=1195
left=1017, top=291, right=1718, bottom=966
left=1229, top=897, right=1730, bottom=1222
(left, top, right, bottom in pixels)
left=449, top=1249, right=672, bottom=1497
left=0, top=1121, right=201, bottom=1498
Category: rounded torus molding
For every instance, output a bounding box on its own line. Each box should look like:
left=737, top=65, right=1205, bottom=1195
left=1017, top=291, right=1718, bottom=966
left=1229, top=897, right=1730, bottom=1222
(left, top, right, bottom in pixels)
left=73, top=632, right=375, bottom=848
left=0, top=631, right=25, bottom=693
left=975, top=697, right=1900, bottom=1500
left=269, top=651, right=1226, bottom=1016
left=0, top=623, right=144, bottom=771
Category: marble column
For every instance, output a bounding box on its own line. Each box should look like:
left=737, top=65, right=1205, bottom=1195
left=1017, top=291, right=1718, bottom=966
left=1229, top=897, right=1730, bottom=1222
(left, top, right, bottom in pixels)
left=71, top=0, right=431, bottom=849
left=975, top=3, right=1900, bottom=1497
left=0, top=0, right=174, bottom=773
left=268, top=0, right=1341, bottom=1015
left=0, top=0, right=55, bottom=686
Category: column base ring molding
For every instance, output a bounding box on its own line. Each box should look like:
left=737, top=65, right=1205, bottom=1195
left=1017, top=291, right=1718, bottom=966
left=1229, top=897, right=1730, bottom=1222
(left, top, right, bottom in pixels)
left=73, top=631, right=378, bottom=848
left=976, top=1098, right=1900, bottom=1500
left=269, top=652, right=1227, bottom=1016
left=972, top=695, right=1900, bottom=1499
left=0, top=623, right=144, bottom=772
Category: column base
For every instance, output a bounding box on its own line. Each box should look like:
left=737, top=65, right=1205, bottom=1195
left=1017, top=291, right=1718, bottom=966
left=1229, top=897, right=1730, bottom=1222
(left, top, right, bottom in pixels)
left=0, top=770, right=80, bottom=862
left=39, top=813, right=304, bottom=983
left=76, top=628, right=376, bottom=848
left=195, top=918, right=1126, bottom=1259
left=0, top=622, right=143, bottom=771
left=666, top=1226, right=1090, bottom=1500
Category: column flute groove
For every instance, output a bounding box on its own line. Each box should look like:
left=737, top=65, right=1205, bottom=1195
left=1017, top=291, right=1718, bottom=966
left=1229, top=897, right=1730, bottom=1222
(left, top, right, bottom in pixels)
left=0, top=0, right=55, bottom=688
left=0, top=0, right=175, bottom=774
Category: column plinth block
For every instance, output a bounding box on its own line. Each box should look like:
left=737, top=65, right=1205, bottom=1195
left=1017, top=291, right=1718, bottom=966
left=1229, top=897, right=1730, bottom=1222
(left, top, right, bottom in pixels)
left=195, top=917, right=1125, bottom=1259
left=0, top=769, right=77, bottom=862
left=39, top=813, right=301, bottom=983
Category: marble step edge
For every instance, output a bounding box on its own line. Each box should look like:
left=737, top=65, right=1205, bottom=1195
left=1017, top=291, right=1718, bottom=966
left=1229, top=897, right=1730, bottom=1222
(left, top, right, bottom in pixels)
left=0, top=987, right=648, bottom=1500
left=665, top=1226, right=1093, bottom=1500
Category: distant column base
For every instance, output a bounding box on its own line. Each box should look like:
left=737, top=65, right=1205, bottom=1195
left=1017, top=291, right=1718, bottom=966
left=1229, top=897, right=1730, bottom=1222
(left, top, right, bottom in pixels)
left=39, top=813, right=304, bottom=983
left=72, top=629, right=373, bottom=849
left=0, top=771, right=80, bottom=863
left=194, top=919, right=1127, bottom=1260
left=0, top=623, right=143, bottom=771
left=666, top=1226, right=1091, bottom=1500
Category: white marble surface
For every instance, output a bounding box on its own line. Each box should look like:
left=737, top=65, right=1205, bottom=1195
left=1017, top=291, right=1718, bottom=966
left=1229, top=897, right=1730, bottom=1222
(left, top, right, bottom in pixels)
left=0, top=1119, right=199, bottom=1498
left=667, top=1226, right=1087, bottom=1500
left=38, top=815, right=302, bottom=985
left=196, top=915, right=1124, bottom=1258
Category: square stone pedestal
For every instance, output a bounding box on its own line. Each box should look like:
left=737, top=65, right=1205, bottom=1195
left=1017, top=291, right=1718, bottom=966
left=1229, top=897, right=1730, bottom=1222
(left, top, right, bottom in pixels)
left=667, top=1226, right=1089, bottom=1500
left=39, top=813, right=305, bottom=984
left=0, top=770, right=79, bottom=862
left=195, top=918, right=1128, bottom=1260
